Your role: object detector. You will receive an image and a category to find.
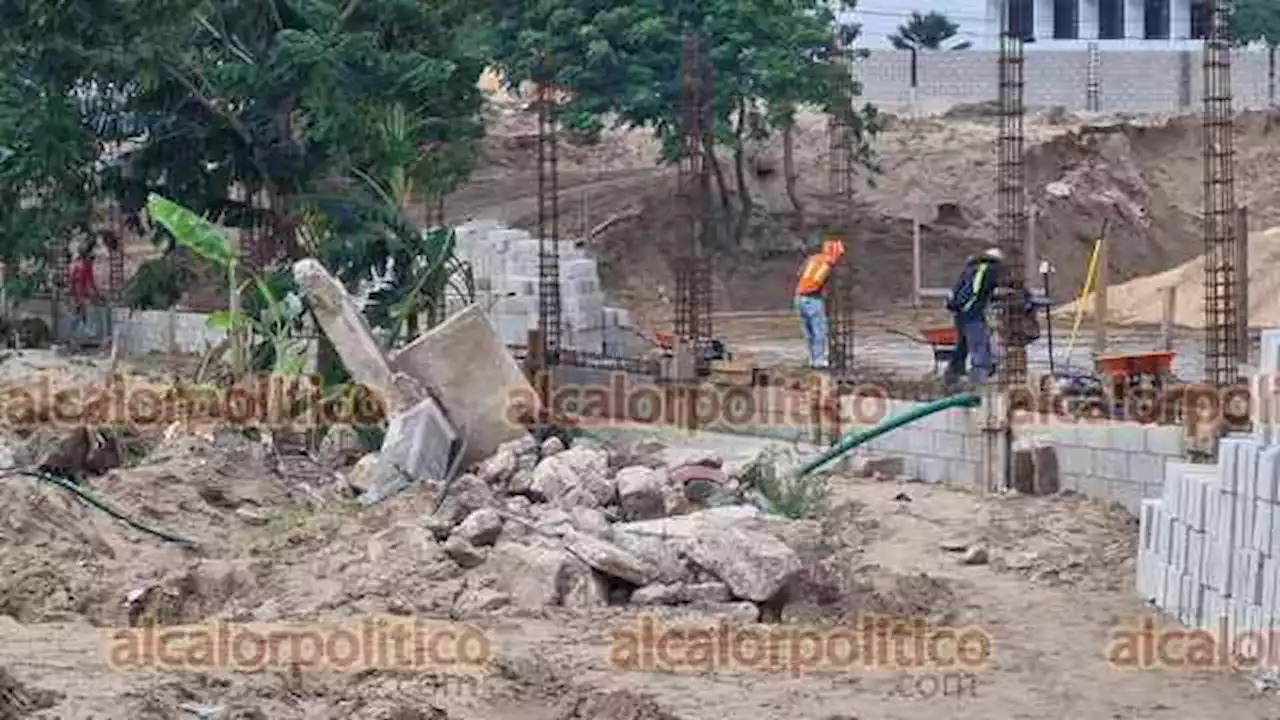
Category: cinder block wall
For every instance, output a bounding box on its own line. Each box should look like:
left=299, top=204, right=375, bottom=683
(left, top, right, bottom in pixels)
left=856, top=48, right=1276, bottom=114
left=16, top=299, right=226, bottom=354
left=1022, top=421, right=1184, bottom=513
left=843, top=396, right=1185, bottom=515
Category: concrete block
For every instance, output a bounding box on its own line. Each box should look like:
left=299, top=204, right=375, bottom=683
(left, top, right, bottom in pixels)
left=1256, top=503, right=1275, bottom=553
left=1111, top=425, right=1144, bottom=452
left=1260, top=446, right=1280, bottom=504
left=1189, top=529, right=1205, bottom=577
left=389, top=304, right=538, bottom=466
left=1145, top=426, right=1183, bottom=456
left=1140, top=500, right=1159, bottom=551
left=362, top=396, right=461, bottom=504
left=1127, top=452, right=1163, bottom=493
left=1220, top=438, right=1243, bottom=494
left=1097, top=449, right=1128, bottom=480
left=1011, top=439, right=1060, bottom=496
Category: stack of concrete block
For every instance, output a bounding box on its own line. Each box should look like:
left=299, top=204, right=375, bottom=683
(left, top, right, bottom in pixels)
left=451, top=220, right=620, bottom=351
left=1253, top=329, right=1280, bottom=447
left=1137, top=438, right=1280, bottom=636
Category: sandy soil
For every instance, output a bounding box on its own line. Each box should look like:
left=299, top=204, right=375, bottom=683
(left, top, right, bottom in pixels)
left=1059, top=224, right=1280, bottom=329
left=0, top=456, right=1270, bottom=718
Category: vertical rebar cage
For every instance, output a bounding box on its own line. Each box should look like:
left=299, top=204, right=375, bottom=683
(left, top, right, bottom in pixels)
left=675, top=33, right=713, bottom=374
left=826, top=34, right=856, bottom=377
left=1202, top=0, right=1239, bottom=388
left=996, top=0, right=1028, bottom=387
left=535, top=76, right=563, bottom=362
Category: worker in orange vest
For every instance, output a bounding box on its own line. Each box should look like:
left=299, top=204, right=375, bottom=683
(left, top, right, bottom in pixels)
left=794, top=235, right=846, bottom=368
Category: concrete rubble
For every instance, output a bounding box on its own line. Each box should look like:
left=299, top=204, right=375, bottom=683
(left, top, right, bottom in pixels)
left=340, top=433, right=808, bottom=616
left=296, top=252, right=807, bottom=615
left=293, top=258, right=539, bottom=504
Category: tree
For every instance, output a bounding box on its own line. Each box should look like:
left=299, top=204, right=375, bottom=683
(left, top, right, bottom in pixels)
left=488, top=0, right=882, bottom=241
left=0, top=0, right=492, bottom=293
left=889, top=11, right=972, bottom=51
left=1226, top=0, right=1280, bottom=48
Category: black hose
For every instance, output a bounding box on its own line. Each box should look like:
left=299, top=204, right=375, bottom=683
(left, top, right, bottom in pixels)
left=0, top=468, right=198, bottom=546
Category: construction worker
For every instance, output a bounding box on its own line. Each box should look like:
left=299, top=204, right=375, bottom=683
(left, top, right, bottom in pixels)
left=794, top=234, right=846, bottom=368
left=944, top=247, right=1004, bottom=389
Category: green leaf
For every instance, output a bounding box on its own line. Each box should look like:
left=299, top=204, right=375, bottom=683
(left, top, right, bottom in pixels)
left=146, top=193, right=238, bottom=267
left=207, top=309, right=250, bottom=330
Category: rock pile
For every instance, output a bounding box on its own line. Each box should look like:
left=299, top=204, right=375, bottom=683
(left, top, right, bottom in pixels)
left=377, top=435, right=805, bottom=620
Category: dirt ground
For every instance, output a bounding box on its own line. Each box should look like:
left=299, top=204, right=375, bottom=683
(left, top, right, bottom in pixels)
left=0, top=351, right=1274, bottom=719
left=446, top=96, right=1280, bottom=323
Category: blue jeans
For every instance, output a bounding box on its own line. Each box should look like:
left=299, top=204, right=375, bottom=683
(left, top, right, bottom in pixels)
left=795, top=295, right=827, bottom=366
left=945, top=314, right=993, bottom=385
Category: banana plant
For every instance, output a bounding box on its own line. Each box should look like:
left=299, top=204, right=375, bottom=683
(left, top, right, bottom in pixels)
left=146, top=193, right=308, bottom=379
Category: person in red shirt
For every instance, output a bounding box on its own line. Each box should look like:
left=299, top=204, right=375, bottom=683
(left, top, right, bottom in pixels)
left=68, top=242, right=103, bottom=347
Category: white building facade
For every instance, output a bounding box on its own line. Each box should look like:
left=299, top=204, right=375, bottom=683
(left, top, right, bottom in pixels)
left=848, top=0, right=1212, bottom=50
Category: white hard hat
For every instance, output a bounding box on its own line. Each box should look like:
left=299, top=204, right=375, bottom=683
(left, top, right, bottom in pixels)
left=980, top=247, right=1005, bottom=262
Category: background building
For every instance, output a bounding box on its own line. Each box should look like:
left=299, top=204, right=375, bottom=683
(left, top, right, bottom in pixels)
left=847, top=0, right=1215, bottom=50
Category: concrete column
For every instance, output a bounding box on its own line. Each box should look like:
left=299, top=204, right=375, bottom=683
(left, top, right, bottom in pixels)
left=1080, top=0, right=1101, bottom=39
left=1125, top=0, right=1146, bottom=38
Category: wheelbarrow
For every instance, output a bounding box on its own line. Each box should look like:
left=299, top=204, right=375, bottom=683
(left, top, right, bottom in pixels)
left=888, top=325, right=958, bottom=372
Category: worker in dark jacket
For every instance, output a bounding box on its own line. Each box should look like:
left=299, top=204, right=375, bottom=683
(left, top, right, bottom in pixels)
left=944, top=247, right=1004, bottom=389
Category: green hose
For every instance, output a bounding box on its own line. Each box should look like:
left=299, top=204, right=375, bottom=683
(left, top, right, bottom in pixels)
left=4, top=469, right=198, bottom=546
left=797, top=391, right=981, bottom=477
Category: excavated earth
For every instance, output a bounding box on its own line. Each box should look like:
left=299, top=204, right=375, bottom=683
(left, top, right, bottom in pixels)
left=0, top=350, right=1274, bottom=718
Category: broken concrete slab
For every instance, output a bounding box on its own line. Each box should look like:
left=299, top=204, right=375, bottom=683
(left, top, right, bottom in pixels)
left=293, top=259, right=418, bottom=414
left=360, top=396, right=459, bottom=505
left=389, top=304, right=539, bottom=466
left=563, top=530, right=658, bottom=585
left=687, top=526, right=801, bottom=602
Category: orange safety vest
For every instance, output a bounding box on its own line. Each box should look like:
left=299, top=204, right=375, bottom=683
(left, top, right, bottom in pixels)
left=795, top=254, right=833, bottom=296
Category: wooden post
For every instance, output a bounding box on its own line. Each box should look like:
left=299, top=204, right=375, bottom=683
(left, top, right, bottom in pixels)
left=1093, top=234, right=1109, bottom=356
left=1237, top=205, right=1249, bottom=364
left=912, top=218, right=922, bottom=308
left=1160, top=285, right=1177, bottom=351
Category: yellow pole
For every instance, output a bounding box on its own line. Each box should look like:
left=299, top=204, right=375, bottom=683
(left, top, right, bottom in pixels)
left=1063, top=237, right=1102, bottom=362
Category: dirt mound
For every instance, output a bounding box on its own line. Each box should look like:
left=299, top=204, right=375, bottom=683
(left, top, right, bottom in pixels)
left=1057, top=224, right=1280, bottom=329
left=458, top=102, right=1280, bottom=316
left=0, top=667, right=59, bottom=719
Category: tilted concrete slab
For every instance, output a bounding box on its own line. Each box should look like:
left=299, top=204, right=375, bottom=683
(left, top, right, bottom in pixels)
left=293, top=259, right=419, bottom=414
left=389, top=304, right=537, bottom=466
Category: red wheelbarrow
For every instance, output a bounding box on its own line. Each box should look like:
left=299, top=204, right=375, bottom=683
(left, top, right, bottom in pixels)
left=888, top=325, right=958, bottom=372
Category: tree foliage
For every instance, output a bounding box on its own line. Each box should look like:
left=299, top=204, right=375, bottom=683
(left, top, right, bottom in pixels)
left=488, top=0, right=882, bottom=237
left=889, top=11, right=971, bottom=51
left=0, top=0, right=492, bottom=294
left=1226, top=0, right=1280, bottom=48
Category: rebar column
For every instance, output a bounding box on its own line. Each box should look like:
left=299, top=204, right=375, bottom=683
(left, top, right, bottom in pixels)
left=1202, top=0, right=1239, bottom=388
left=826, top=35, right=856, bottom=378
left=675, top=33, right=713, bottom=375
left=536, top=79, right=563, bottom=362
left=997, top=0, right=1029, bottom=387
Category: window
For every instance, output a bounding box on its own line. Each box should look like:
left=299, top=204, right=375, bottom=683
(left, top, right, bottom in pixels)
left=1144, top=0, right=1169, bottom=38
left=1053, top=0, right=1079, bottom=39
left=1190, top=0, right=1212, bottom=38
left=1099, top=0, right=1125, bottom=38
left=1006, top=0, right=1035, bottom=40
